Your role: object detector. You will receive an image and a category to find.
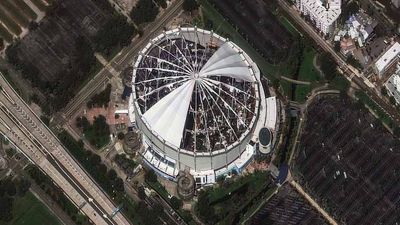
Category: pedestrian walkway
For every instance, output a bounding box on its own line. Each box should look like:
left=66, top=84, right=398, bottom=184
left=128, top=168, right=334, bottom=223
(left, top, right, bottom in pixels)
left=290, top=180, right=338, bottom=225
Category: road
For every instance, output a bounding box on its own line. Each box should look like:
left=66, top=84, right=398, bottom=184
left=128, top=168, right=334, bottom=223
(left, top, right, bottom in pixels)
left=55, top=0, right=184, bottom=126
left=290, top=180, right=338, bottom=225
left=278, top=0, right=400, bottom=125
left=0, top=74, right=131, bottom=225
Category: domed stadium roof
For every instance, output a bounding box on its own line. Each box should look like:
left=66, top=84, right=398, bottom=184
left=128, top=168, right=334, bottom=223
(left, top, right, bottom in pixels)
left=132, top=27, right=261, bottom=153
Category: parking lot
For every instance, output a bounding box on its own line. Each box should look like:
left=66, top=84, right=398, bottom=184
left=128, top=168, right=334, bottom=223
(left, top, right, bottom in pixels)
left=293, top=96, right=400, bottom=225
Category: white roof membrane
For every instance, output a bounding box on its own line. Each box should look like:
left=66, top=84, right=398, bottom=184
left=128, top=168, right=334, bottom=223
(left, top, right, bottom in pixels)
left=200, top=42, right=255, bottom=82
left=134, top=28, right=260, bottom=153
left=142, top=80, right=195, bottom=147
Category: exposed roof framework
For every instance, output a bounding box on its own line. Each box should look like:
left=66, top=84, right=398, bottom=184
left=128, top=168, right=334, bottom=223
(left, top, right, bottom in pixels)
left=133, top=28, right=259, bottom=153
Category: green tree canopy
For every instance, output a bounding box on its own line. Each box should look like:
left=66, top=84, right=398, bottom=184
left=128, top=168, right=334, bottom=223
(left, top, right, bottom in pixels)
left=94, top=15, right=136, bottom=57
left=170, top=196, right=183, bottom=210
left=319, top=53, right=338, bottom=80
left=145, top=170, right=157, bottom=183
left=130, top=0, right=159, bottom=25
left=0, top=196, right=13, bottom=222
left=183, top=0, right=199, bottom=12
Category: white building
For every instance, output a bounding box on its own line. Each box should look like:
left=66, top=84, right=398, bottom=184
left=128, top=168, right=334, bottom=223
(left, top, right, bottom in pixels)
left=296, top=0, right=341, bottom=35
left=130, top=28, right=279, bottom=185
left=374, top=42, right=400, bottom=77
left=385, top=63, right=400, bottom=105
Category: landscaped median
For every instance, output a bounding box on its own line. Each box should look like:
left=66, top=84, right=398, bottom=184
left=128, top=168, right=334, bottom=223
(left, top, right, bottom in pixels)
left=195, top=171, right=277, bottom=225
left=144, top=170, right=197, bottom=225
left=355, top=90, right=396, bottom=131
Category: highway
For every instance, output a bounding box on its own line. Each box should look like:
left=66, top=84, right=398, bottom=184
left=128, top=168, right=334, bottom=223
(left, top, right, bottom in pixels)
left=57, top=0, right=184, bottom=125
left=0, top=74, right=131, bottom=225
left=278, top=0, right=400, bottom=125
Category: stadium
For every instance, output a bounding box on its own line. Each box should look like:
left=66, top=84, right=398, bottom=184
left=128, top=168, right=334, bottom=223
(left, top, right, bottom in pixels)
left=129, top=27, right=278, bottom=185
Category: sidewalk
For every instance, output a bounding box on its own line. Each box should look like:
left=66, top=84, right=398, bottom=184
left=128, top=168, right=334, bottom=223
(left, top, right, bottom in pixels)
left=30, top=183, right=76, bottom=225
left=290, top=180, right=338, bottom=225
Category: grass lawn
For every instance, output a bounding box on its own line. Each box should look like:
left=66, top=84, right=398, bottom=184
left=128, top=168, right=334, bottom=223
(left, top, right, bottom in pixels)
left=0, top=191, right=61, bottom=225
left=278, top=15, right=303, bottom=37
left=147, top=180, right=169, bottom=200
left=295, top=47, right=321, bottom=103
left=298, top=47, right=321, bottom=82
left=279, top=79, right=293, bottom=99
left=200, top=0, right=279, bottom=80
left=197, top=171, right=274, bottom=224
left=294, top=85, right=312, bottom=103
left=208, top=171, right=267, bottom=203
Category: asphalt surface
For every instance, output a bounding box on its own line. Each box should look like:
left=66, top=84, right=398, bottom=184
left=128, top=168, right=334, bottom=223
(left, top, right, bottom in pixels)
left=0, top=74, right=131, bottom=225
left=0, top=2, right=185, bottom=225
left=57, top=0, right=184, bottom=125
left=278, top=1, right=400, bottom=126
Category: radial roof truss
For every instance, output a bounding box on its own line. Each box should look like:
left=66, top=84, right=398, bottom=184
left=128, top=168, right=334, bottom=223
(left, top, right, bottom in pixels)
left=134, top=29, right=258, bottom=151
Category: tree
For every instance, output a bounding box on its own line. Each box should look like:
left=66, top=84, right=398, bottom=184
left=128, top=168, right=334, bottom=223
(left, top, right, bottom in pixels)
left=196, top=191, right=217, bottom=224
left=389, top=96, right=396, bottom=105
left=170, top=196, right=183, bottom=210
left=3, top=179, right=16, bottom=197
left=117, top=132, right=125, bottom=140
left=319, top=53, right=338, bottom=80
left=183, top=0, right=198, bottom=12
left=75, top=36, right=96, bottom=75
left=76, top=116, right=90, bottom=130
left=108, top=169, right=118, bottom=181
left=138, top=186, right=146, bottom=200
left=130, top=0, right=159, bottom=25
left=334, top=41, right=341, bottom=52
left=94, top=15, right=136, bottom=57
left=271, top=78, right=280, bottom=90
left=80, top=115, right=110, bottom=148
left=87, top=84, right=112, bottom=108
left=339, top=1, right=360, bottom=24
left=346, top=55, right=362, bottom=69
left=145, top=170, right=157, bottom=183
left=112, top=178, right=125, bottom=192
left=0, top=196, right=13, bottom=222
left=16, top=178, right=31, bottom=196
left=393, top=126, right=400, bottom=137
left=136, top=201, right=160, bottom=225
left=381, top=87, right=387, bottom=96
left=330, top=75, right=350, bottom=93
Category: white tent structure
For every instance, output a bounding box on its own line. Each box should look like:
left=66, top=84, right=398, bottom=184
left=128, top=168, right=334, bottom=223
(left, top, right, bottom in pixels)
left=131, top=27, right=268, bottom=179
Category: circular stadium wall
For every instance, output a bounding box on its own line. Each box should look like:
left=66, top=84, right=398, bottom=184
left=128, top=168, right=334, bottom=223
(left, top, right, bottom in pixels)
left=131, top=27, right=265, bottom=173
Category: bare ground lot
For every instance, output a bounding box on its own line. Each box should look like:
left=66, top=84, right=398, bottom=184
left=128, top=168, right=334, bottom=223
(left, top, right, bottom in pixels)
left=9, top=0, right=112, bottom=82
left=209, top=0, right=293, bottom=64
left=250, top=184, right=328, bottom=225
left=293, top=96, right=400, bottom=225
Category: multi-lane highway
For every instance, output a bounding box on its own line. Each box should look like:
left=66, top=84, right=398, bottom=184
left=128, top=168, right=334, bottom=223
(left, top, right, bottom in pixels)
left=0, top=74, right=131, bottom=225
left=278, top=1, right=400, bottom=125
left=56, top=0, right=184, bottom=125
